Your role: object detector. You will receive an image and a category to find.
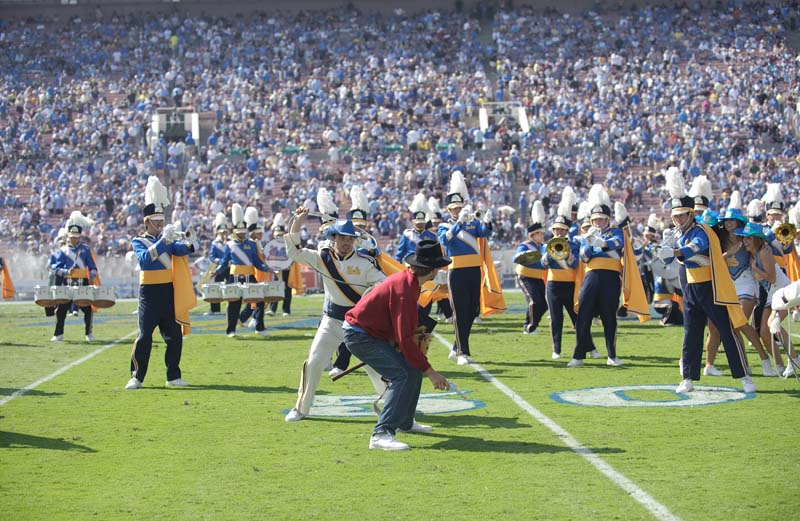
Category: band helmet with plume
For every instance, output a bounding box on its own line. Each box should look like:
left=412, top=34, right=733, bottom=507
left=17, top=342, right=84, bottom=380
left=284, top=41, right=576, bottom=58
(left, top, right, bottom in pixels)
left=213, top=212, right=228, bottom=233
left=528, top=200, right=546, bottom=233
left=244, top=206, right=260, bottom=233
left=316, top=188, right=338, bottom=230
left=445, top=170, right=469, bottom=209
left=587, top=184, right=612, bottom=219
left=231, top=203, right=246, bottom=234
left=144, top=175, right=170, bottom=221
left=271, top=213, right=287, bottom=235
left=614, top=201, right=630, bottom=228
left=65, top=210, right=94, bottom=238
left=666, top=166, right=693, bottom=216
left=347, top=185, right=369, bottom=226
left=763, top=183, right=785, bottom=214
left=646, top=213, right=658, bottom=234
left=409, top=193, right=429, bottom=224
left=688, top=175, right=713, bottom=211
left=577, top=200, right=592, bottom=229
left=427, top=196, right=443, bottom=223
left=746, top=199, right=763, bottom=221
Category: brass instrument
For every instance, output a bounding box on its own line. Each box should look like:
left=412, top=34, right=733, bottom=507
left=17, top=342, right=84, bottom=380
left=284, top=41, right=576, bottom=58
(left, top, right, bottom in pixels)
left=774, top=223, right=797, bottom=245
left=514, top=248, right=542, bottom=265
left=546, top=237, right=571, bottom=261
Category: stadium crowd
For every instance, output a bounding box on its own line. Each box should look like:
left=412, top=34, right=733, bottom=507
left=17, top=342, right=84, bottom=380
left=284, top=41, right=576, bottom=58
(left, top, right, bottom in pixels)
left=2, top=1, right=800, bottom=271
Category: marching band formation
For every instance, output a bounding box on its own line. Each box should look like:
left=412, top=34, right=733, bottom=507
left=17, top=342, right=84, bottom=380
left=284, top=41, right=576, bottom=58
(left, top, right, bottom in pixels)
left=15, top=167, right=800, bottom=396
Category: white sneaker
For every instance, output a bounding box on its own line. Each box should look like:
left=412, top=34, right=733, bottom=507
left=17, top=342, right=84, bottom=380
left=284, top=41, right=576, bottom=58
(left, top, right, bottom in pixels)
left=448, top=350, right=458, bottom=362
left=285, top=409, right=305, bottom=422
left=282, top=312, right=290, bottom=316
left=227, top=332, right=236, bottom=338
left=50, top=335, right=63, bottom=342
left=776, top=365, right=786, bottom=376
left=588, top=349, right=602, bottom=359
left=445, top=317, right=453, bottom=324
left=246, top=318, right=257, bottom=328
left=85, top=334, right=95, bottom=343
left=551, top=352, right=561, bottom=359
left=398, top=421, right=433, bottom=434
left=70, top=311, right=79, bottom=317
left=792, top=309, right=799, bottom=322
left=703, top=365, right=724, bottom=376
left=328, top=367, right=345, bottom=378
left=741, top=376, right=756, bottom=393
left=566, top=359, right=584, bottom=368
left=369, top=432, right=410, bottom=451
left=456, top=355, right=471, bottom=366
left=256, top=329, right=269, bottom=337
left=676, top=379, right=694, bottom=393
left=783, top=364, right=797, bottom=378
left=606, top=357, right=624, bottom=367
left=475, top=317, right=483, bottom=324
left=125, top=377, right=142, bottom=390
left=760, top=360, right=777, bottom=377
left=165, top=378, right=189, bottom=387
left=265, top=309, right=275, bottom=316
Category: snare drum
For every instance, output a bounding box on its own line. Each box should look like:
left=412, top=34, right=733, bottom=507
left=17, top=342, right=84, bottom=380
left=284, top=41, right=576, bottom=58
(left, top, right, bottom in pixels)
left=263, top=281, right=285, bottom=302
left=51, top=285, right=72, bottom=305
left=93, top=286, right=117, bottom=308
left=242, top=283, right=266, bottom=304
left=201, top=283, right=224, bottom=303
left=34, top=285, right=57, bottom=307
left=221, top=283, right=243, bottom=302
left=71, top=285, right=95, bottom=307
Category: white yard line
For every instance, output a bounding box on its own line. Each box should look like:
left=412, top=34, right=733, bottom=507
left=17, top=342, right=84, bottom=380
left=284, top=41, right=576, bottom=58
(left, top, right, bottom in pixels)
left=434, top=332, right=680, bottom=521
left=0, top=330, right=138, bottom=407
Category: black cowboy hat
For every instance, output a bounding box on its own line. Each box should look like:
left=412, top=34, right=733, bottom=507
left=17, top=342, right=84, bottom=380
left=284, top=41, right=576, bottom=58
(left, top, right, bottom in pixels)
left=404, top=239, right=452, bottom=269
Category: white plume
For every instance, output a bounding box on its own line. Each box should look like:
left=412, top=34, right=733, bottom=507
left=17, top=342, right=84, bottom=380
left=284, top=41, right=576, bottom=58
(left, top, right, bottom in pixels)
left=789, top=204, right=800, bottom=227
left=213, top=212, right=227, bottom=230
left=647, top=213, right=658, bottom=230
left=448, top=170, right=469, bottom=200
left=409, top=193, right=429, bottom=214
left=244, top=206, right=259, bottom=227
left=271, top=213, right=286, bottom=230
left=316, top=188, right=338, bottom=216
left=427, top=197, right=442, bottom=216
left=231, top=203, right=244, bottom=227
left=587, top=184, right=611, bottom=209
left=688, top=175, right=712, bottom=200
left=614, top=202, right=629, bottom=224
left=746, top=199, right=762, bottom=218
left=530, top=200, right=545, bottom=225
left=577, top=201, right=591, bottom=221
left=665, top=167, right=688, bottom=199
left=729, top=190, right=742, bottom=210
left=144, top=175, right=170, bottom=211
left=350, top=185, right=369, bottom=212
left=762, top=183, right=783, bottom=204
left=557, top=186, right=576, bottom=218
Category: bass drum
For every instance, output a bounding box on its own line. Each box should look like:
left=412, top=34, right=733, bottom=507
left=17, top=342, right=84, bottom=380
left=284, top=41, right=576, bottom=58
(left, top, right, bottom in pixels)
left=264, top=239, right=292, bottom=271
left=651, top=257, right=680, bottom=281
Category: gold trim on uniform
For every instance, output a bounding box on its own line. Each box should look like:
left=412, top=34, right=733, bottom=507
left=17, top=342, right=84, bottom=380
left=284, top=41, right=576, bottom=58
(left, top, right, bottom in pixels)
left=230, top=265, right=256, bottom=276
left=686, top=266, right=712, bottom=284
left=451, top=253, right=482, bottom=269
left=67, top=268, right=89, bottom=279
left=515, top=266, right=545, bottom=279
left=140, top=269, right=172, bottom=285
left=585, top=258, right=622, bottom=273
left=547, top=269, right=575, bottom=282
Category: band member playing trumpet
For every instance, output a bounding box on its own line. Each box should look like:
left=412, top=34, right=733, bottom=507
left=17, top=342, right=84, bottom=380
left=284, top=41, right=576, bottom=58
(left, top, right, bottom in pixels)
left=206, top=212, right=229, bottom=315
left=515, top=200, right=547, bottom=335
left=214, top=204, right=271, bottom=338
left=51, top=211, right=98, bottom=343
left=763, top=183, right=799, bottom=282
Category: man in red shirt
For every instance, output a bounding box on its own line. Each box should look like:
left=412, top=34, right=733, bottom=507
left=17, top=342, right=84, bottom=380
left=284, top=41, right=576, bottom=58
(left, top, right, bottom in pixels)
left=344, top=239, right=451, bottom=451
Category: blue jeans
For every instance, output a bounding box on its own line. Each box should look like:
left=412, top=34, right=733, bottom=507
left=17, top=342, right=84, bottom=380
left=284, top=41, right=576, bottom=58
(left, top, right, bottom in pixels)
left=344, top=328, right=422, bottom=435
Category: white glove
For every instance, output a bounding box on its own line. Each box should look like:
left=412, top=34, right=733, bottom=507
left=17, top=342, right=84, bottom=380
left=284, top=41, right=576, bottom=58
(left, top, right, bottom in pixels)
left=483, top=209, right=493, bottom=224
left=162, top=224, right=177, bottom=244
left=768, top=310, right=783, bottom=335
left=457, top=207, right=471, bottom=224
left=657, top=246, right=674, bottom=262
left=587, top=234, right=605, bottom=248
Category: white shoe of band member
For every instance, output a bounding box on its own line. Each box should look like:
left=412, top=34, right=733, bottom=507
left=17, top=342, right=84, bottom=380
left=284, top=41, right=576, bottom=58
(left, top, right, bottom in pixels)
left=760, top=360, right=778, bottom=377
left=369, top=432, right=410, bottom=451
left=456, top=355, right=471, bottom=366
left=285, top=409, right=305, bottom=422
left=551, top=352, right=561, bottom=359
left=125, top=377, right=142, bottom=390
left=566, top=359, right=584, bottom=368
left=246, top=318, right=257, bottom=328
left=256, top=329, right=269, bottom=337
left=165, top=378, right=189, bottom=387
left=741, top=376, right=757, bottom=394
left=783, top=364, right=797, bottom=378
left=606, top=357, right=623, bottom=367
left=676, top=379, right=694, bottom=393
left=703, top=365, right=724, bottom=376
left=282, top=312, right=290, bottom=316
left=227, top=332, right=236, bottom=338
left=398, top=421, right=433, bottom=434
left=85, top=334, right=95, bottom=343
left=588, top=349, right=602, bottom=359
left=50, top=335, right=63, bottom=342
left=448, top=350, right=458, bottom=362
left=445, top=317, right=453, bottom=323
left=328, top=367, right=345, bottom=378
left=265, top=309, right=275, bottom=316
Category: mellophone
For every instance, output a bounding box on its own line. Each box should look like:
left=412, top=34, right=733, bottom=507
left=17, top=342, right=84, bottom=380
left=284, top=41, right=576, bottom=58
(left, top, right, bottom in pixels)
left=201, top=282, right=286, bottom=304
left=34, top=285, right=117, bottom=308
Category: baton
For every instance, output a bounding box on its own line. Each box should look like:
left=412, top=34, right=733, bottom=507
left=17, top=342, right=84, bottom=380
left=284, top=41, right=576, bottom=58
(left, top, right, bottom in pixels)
left=331, top=361, right=366, bottom=382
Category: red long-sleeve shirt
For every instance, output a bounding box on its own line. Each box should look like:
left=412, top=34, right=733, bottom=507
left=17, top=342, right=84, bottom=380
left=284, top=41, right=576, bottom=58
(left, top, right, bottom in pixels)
left=344, top=269, right=430, bottom=372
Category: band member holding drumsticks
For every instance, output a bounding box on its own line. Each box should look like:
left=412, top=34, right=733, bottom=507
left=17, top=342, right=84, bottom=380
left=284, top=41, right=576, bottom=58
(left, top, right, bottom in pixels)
left=205, top=212, right=229, bottom=315
left=237, top=207, right=269, bottom=334
left=51, top=211, right=98, bottom=343
left=267, top=213, right=297, bottom=316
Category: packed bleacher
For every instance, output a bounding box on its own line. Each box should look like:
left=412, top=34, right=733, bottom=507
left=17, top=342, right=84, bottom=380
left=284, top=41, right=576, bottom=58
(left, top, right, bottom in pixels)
left=2, top=1, right=800, bottom=280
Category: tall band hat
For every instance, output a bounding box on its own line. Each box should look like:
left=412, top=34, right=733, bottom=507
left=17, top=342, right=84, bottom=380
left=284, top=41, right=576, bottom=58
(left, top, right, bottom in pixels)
left=614, top=201, right=630, bottom=228
left=552, top=186, right=575, bottom=230
left=528, top=200, right=546, bottom=233
left=665, top=166, right=694, bottom=216
left=746, top=198, right=763, bottom=222
left=588, top=184, right=612, bottom=219
left=271, top=213, right=287, bottom=236
left=763, top=183, right=785, bottom=215
left=790, top=202, right=800, bottom=228
left=213, top=212, right=229, bottom=233
left=427, top=196, right=443, bottom=223
left=347, top=185, right=370, bottom=227
left=231, top=203, right=247, bottom=234
left=143, top=175, right=170, bottom=221
left=409, top=193, right=430, bottom=224
left=577, top=200, right=592, bottom=230
left=65, top=210, right=94, bottom=238
left=316, top=188, right=338, bottom=231
left=404, top=239, right=452, bottom=269
left=723, top=190, right=747, bottom=224
left=445, top=170, right=469, bottom=209
left=689, top=175, right=712, bottom=211
left=244, top=206, right=261, bottom=233
left=645, top=213, right=658, bottom=234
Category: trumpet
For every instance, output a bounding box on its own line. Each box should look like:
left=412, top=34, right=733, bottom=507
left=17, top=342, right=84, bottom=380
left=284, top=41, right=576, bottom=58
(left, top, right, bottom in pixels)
left=546, top=237, right=571, bottom=261
left=774, top=223, right=797, bottom=245
left=514, top=248, right=543, bottom=265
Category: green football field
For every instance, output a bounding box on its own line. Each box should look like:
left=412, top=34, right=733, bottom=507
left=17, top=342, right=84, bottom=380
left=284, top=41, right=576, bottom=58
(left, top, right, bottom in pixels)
left=1, top=292, right=798, bottom=520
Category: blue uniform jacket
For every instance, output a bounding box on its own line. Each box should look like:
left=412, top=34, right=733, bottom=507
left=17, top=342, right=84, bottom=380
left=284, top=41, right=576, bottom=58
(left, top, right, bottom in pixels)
left=395, top=228, right=437, bottom=261
left=579, top=227, right=624, bottom=262
left=53, top=244, right=98, bottom=279
left=437, top=218, right=491, bottom=260
left=214, top=238, right=270, bottom=275
left=132, top=233, right=193, bottom=271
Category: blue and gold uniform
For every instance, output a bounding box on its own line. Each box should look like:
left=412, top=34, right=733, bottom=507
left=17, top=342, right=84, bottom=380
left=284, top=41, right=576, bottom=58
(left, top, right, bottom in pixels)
left=515, top=239, right=546, bottom=334
left=52, top=238, right=97, bottom=340
left=542, top=224, right=580, bottom=355
left=395, top=227, right=437, bottom=262
left=215, top=234, right=271, bottom=336
left=207, top=235, right=228, bottom=313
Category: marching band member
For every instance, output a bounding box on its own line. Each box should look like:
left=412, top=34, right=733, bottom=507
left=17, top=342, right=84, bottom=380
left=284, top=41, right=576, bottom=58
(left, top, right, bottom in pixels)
left=267, top=213, right=298, bottom=316
left=214, top=204, right=271, bottom=338
left=349, top=185, right=403, bottom=274
left=395, top=193, right=437, bottom=262
left=651, top=224, right=684, bottom=326
left=689, top=175, right=713, bottom=217
left=542, top=190, right=580, bottom=358
left=640, top=214, right=659, bottom=304
left=763, top=183, right=800, bottom=282
left=237, top=207, right=269, bottom=334
left=51, top=211, right=98, bottom=343
left=127, top=176, right=197, bottom=389
left=427, top=196, right=452, bottom=322
left=515, top=200, right=547, bottom=335
left=284, top=209, right=386, bottom=422
left=438, top=170, right=493, bottom=365
left=44, top=231, right=67, bottom=317
left=567, top=185, right=626, bottom=367
left=205, top=212, right=229, bottom=315
left=659, top=168, right=755, bottom=394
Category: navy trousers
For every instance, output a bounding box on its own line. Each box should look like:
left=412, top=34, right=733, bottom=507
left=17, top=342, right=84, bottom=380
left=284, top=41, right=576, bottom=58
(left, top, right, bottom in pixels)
left=519, top=276, right=546, bottom=333
left=131, top=283, right=182, bottom=382
left=448, top=266, right=481, bottom=356
left=546, top=280, right=577, bottom=354
left=573, top=269, right=620, bottom=359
